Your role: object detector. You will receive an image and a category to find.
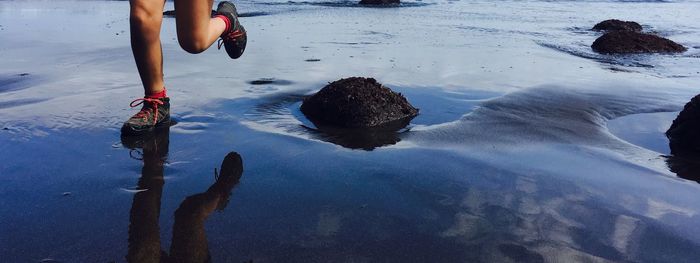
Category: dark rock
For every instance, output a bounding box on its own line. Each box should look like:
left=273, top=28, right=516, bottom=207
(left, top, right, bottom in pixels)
left=300, top=77, right=418, bottom=150
left=301, top=77, right=418, bottom=128
left=591, top=31, right=686, bottom=54
left=163, top=10, right=216, bottom=18
left=665, top=95, right=700, bottom=183
left=238, top=11, right=270, bottom=18
left=248, top=78, right=293, bottom=86
left=667, top=94, right=700, bottom=155
left=359, top=0, right=400, bottom=5
left=592, top=19, right=642, bottom=32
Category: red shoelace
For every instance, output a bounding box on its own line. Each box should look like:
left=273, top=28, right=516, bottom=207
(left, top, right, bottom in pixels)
left=130, top=98, right=165, bottom=125
left=217, top=26, right=245, bottom=50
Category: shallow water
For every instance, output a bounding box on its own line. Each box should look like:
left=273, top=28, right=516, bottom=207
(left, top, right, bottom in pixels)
left=2, top=0, right=700, bottom=262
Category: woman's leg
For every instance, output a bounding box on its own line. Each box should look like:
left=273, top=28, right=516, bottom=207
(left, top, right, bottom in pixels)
left=175, top=0, right=227, bottom=54
left=129, top=0, right=166, bottom=95
left=123, top=1, right=245, bottom=135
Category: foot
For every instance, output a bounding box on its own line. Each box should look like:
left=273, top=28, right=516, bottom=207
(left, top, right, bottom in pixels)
left=216, top=1, right=247, bottom=59
left=121, top=97, right=171, bottom=136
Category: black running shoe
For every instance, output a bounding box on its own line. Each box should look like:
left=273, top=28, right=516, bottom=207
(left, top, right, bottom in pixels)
left=216, top=1, right=247, bottom=59
left=121, top=97, right=171, bottom=136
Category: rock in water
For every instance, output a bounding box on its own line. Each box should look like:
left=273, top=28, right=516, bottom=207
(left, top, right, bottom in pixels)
left=301, top=77, right=418, bottom=128
left=592, top=19, right=642, bottom=32
left=591, top=31, right=686, bottom=54
left=666, top=95, right=700, bottom=184
left=359, top=0, right=400, bottom=5
left=667, top=94, right=700, bottom=155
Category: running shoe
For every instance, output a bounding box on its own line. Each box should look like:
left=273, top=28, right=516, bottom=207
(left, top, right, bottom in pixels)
left=216, top=1, right=247, bottom=59
left=121, top=97, right=171, bottom=136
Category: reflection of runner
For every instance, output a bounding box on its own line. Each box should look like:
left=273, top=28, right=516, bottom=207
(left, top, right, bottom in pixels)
left=122, top=128, right=243, bottom=263
left=122, top=0, right=247, bottom=136
left=123, top=129, right=169, bottom=263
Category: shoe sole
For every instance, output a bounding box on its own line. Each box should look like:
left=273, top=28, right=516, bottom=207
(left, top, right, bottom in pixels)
left=120, top=118, right=174, bottom=136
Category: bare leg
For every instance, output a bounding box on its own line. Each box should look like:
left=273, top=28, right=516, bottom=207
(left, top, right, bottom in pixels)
left=175, top=0, right=227, bottom=54
left=129, top=0, right=166, bottom=95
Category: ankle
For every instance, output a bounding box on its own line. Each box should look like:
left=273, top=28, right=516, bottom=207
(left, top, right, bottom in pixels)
left=146, top=87, right=167, bottom=99
left=214, top=14, right=231, bottom=34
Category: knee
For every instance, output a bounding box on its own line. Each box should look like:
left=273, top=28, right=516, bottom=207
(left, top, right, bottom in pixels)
left=129, top=2, right=162, bottom=34
left=177, top=35, right=209, bottom=54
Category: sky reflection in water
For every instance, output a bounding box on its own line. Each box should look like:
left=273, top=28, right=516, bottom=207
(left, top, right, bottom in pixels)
left=2, top=0, right=700, bottom=262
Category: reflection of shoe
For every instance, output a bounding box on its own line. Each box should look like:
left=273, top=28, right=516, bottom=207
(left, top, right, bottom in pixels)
left=216, top=1, right=247, bottom=59
left=210, top=152, right=243, bottom=210
left=121, top=97, right=171, bottom=136
left=121, top=127, right=170, bottom=162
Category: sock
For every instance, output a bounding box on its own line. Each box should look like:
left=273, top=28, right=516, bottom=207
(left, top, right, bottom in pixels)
left=146, top=87, right=167, bottom=99
left=214, top=15, right=231, bottom=34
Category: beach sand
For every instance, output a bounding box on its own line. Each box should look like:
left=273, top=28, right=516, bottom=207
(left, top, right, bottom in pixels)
left=1, top=0, right=700, bottom=262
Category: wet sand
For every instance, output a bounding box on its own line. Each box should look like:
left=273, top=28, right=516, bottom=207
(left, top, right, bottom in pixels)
left=2, top=0, right=700, bottom=262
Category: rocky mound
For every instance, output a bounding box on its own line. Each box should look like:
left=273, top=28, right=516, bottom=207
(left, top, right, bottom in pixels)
left=591, top=31, right=686, bottom=54
left=359, top=0, right=400, bottom=5
left=300, top=77, right=418, bottom=128
left=665, top=94, right=700, bottom=184
left=667, top=94, right=700, bottom=155
left=592, top=19, right=642, bottom=32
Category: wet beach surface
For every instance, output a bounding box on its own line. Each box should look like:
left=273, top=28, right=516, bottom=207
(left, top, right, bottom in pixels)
left=2, top=0, right=700, bottom=262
